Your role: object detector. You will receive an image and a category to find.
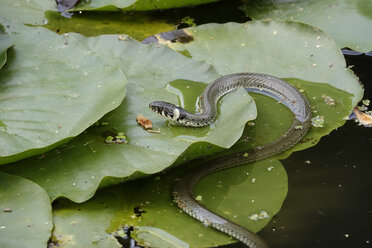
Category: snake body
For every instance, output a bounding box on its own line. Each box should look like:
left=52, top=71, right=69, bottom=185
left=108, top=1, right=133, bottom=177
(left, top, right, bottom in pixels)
left=149, top=73, right=311, bottom=248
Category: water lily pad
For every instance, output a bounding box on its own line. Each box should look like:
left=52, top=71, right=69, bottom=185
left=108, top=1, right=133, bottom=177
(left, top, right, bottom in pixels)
left=0, top=24, right=13, bottom=69
left=1, top=35, right=255, bottom=202
left=51, top=158, right=285, bottom=248
left=0, top=0, right=55, bottom=25
left=0, top=23, right=127, bottom=164
left=241, top=0, right=372, bottom=53
left=159, top=21, right=363, bottom=106
left=50, top=76, right=354, bottom=247
left=72, top=0, right=221, bottom=11
left=0, top=172, right=53, bottom=248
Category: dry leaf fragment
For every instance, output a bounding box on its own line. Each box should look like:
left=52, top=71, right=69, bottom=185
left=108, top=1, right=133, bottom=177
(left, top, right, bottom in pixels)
left=353, top=107, right=372, bottom=127
left=136, top=114, right=153, bottom=129
left=146, top=129, right=161, bottom=134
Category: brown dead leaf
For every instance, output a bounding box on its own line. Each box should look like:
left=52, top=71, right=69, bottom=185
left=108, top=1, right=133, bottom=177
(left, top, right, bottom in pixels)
left=353, top=107, right=372, bottom=126
left=136, top=114, right=153, bottom=129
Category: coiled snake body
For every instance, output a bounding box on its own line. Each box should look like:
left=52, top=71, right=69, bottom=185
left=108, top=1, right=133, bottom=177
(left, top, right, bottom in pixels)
left=149, top=73, right=311, bottom=248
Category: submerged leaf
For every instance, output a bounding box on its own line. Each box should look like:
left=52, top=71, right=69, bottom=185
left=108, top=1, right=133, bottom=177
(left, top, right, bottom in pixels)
left=43, top=11, right=177, bottom=41
left=72, top=0, right=221, bottom=11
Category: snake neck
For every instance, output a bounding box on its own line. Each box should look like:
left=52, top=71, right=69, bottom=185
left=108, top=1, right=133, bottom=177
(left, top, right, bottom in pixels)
left=171, top=73, right=311, bottom=127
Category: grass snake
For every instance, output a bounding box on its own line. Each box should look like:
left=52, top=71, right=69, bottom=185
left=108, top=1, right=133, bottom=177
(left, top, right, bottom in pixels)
left=149, top=73, right=312, bottom=248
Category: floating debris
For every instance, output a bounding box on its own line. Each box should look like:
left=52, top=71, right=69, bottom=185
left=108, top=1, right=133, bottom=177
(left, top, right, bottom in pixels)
left=195, top=195, right=203, bottom=201
left=353, top=107, right=372, bottom=127
left=136, top=114, right=161, bottom=133
left=105, top=131, right=128, bottom=144
left=136, top=114, right=152, bottom=129
left=311, top=115, right=325, bottom=127
left=322, top=95, right=336, bottom=106
left=181, top=16, right=196, bottom=27
left=146, top=129, right=161, bottom=134
left=248, top=210, right=270, bottom=221
left=362, top=99, right=370, bottom=106
left=304, top=160, right=311, bottom=165
left=118, top=35, right=127, bottom=41
left=91, top=121, right=109, bottom=127
left=2, top=208, right=12, bottom=213
left=358, top=105, right=368, bottom=111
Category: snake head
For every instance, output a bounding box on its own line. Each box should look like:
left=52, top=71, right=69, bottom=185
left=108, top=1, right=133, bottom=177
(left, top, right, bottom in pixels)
left=149, top=101, right=186, bottom=122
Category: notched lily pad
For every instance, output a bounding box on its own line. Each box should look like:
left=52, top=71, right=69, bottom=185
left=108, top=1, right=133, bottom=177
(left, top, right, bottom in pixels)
left=0, top=23, right=127, bottom=164
left=0, top=23, right=13, bottom=69
left=1, top=35, right=254, bottom=202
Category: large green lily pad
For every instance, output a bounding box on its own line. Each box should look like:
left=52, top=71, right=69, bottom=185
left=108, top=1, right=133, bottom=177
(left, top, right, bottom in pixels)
left=72, top=0, right=221, bottom=11
left=1, top=34, right=255, bottom=202
left=160, top=21, right=362, bottom=106
left=0, top=0, right=55, bottom=25
left=0, top=23, right=127, bottom=164
left=51, top=159, right=286, bottom=248
left=241, top=0, right=372, bottom=53
left=0, top=24, right=13, bottom=69
left=51, top=76, right=354, bottom=247
left=0, top=172, right=53, bottom=248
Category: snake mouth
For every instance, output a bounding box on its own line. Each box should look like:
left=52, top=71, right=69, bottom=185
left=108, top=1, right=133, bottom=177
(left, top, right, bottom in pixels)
left=149, top=101, right=187, bottom=123
left=149, top=101, right=176, bottom=119
left=149, top=102, right=162, bottom=115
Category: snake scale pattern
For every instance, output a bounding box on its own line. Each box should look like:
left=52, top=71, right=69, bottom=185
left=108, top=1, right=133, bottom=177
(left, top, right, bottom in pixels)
left=149, top=73, right=312, bottom=248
